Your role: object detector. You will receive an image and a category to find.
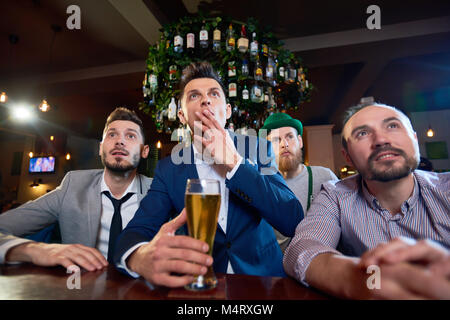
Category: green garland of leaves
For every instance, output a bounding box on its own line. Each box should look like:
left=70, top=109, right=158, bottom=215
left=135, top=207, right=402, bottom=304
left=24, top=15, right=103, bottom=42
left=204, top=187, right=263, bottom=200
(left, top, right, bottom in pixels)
left=139, top=13, right=313, bottom=133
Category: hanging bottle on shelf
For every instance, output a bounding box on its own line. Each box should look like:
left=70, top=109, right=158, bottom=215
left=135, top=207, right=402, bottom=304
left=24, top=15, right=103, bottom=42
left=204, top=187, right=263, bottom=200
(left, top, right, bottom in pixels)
left=237, top=25, right=249, bottom=54
left=251, top=81, right=263, bottom=103
left=200, top=21, right=209, bottom=49
left=250, top=32, right=258, bottom=61
left=187, top=31, right=195, bottom=55
left=168, top=97, right=177, bottom=121
left=242, top=84, right=249, bottom=101
left=254, top=55, right=263, bottom=81
left=213, top=26, right=221, bottom=52
left=228, top=61, right=237, bottom=78
left=241, top=59, right=249, bottom=77
left=228, top=81, right=237, bottom=100
left=226, top=24, right=235, bottom=52
left=174, top=30, right=183, bottom=53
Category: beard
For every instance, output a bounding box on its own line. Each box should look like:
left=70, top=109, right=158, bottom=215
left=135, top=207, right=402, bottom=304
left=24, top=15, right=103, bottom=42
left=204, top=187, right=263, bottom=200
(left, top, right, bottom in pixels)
left=278, top=147, right=303, bottom=173
left=101, top=151, right=140, bottom=174
left=360, top=146, right=419, bottom=182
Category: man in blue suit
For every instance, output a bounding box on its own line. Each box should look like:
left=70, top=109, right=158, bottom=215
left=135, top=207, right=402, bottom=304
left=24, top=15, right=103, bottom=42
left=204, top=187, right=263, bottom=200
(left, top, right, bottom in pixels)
left=114, top=62, right=303, bottom=288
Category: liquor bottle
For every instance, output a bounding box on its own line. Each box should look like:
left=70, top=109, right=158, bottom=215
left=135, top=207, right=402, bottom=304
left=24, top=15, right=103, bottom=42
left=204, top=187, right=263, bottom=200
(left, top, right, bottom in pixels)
left=226, top=24, right=235, bottom=52
left=242, top=84, right=249, bottom=100
left=250, top=32, right=258, bottom=60
left=278, top=64, right=286, bottom=82
left=251, top=82, right=263, bottom=103
left=186, top=32, right=195, bottom=54
left=261, top=37, right=269, bottom=58
left=174, top=31, right=183, bottom=53
left=228, top=61, right=237, bottom=78
left=267, top=87, right=276, bottom=110
left=287, top=63, right=296, bottom=82
left=264, top=87, right=269, bottom=104
left=241, top=59, right=249, bottom=77
left=228, top=82, right=237, bottom=99
left=142, top=73, right=149, bottom=98
left=213, top=27, right=221, bottom=52
left=237, top=25, right=249, bottom=53
left=265, top=52, right=275, bottom=83
left=169, top=64, right=178, bottom=82
left=200, top=21, right=208, bottom=49
left=149, top=62, right=158, bottom=93
left=168, top=97, right=177, bottom=121
left=254, top=55, right=263, bottom=81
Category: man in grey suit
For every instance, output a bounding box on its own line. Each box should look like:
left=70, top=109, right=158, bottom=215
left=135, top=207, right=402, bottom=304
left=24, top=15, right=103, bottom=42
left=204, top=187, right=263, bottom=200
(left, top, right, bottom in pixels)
left=0, top=107, right=152, bottom=271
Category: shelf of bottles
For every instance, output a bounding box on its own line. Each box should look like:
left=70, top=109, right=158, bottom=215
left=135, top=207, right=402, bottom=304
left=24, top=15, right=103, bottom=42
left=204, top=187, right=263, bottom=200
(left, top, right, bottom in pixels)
left=139, top=15, right=312, bottom=137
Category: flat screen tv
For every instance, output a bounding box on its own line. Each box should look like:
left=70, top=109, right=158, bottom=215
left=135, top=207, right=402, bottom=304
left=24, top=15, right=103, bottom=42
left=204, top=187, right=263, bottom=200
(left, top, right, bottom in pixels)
left=29, top=156, right=56, bottom=173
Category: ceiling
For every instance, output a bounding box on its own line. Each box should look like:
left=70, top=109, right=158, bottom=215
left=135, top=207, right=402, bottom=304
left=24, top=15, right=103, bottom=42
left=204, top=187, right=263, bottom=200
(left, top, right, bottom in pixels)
left=0, top=0, right=449, bottom=144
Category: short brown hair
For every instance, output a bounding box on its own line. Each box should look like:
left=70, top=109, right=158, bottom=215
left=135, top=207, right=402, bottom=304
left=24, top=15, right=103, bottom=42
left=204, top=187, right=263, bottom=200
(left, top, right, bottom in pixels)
left=179, top=62, right=226, bottom=100
left=103, top=107, right=145, bottom=143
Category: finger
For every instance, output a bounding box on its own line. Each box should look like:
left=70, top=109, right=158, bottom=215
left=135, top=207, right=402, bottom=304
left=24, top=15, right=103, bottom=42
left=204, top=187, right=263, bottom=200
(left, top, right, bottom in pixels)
left=62, top=252, right=97, bottom=272
left=381, top=240, right=448, bottom=265
left=162, top=209, right=188, bottom=235
left=163, top=247, right=213, bottom=266
left=159, top=234, right=209, bottom=253
left=429, top=259, right=450, bottom=278
left=389, top=263, right=450, bottom=299
left=75, top=245, right=108, bottom=267
left=158, top=259, right=208, bottom=277
left=359, top=238, right=415, bottom=268
left=201, top=109, right=222, bottom=130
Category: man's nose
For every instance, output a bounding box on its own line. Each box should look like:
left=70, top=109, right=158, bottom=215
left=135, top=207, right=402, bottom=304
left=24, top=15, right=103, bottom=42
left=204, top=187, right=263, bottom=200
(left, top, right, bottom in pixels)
left=114, top=134, right=125, bottom=145
left=280, top=138, right=288, bottom=148
left=372, top=130, right=391, bottom=148
left=201, top=96, right=211, bottom=106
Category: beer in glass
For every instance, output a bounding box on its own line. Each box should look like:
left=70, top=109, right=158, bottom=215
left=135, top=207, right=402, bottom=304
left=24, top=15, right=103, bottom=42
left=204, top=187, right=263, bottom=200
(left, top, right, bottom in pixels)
left=184, top=179, right=221, bottom=291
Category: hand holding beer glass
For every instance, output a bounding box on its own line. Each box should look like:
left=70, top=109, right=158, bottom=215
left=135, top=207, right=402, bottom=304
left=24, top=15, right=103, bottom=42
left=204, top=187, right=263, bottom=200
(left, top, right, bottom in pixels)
left=184, top=179, right=221, bottom=291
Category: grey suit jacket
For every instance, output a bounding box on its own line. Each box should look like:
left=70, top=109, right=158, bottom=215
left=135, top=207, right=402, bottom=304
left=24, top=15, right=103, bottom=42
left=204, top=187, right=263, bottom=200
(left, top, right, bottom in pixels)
left=0, top=169, right=152, bottom=263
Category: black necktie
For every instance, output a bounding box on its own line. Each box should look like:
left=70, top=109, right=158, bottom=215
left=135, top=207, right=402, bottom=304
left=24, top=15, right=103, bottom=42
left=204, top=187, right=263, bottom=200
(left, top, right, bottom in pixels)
left=102, top=191, right=134, bottom=263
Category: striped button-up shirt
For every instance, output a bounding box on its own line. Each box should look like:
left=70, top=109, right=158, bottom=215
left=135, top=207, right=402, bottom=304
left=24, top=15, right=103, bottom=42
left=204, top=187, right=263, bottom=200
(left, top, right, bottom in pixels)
left=283, top=170, right=450, bottom=286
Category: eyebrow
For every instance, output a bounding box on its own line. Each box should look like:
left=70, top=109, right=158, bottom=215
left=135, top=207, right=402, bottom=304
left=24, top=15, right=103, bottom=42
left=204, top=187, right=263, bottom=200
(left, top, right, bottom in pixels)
left=186, top=87, right=222, bottom=96
left=107, top=128, right=139, bottom=135
left=383, top=117, right=401, bottom=124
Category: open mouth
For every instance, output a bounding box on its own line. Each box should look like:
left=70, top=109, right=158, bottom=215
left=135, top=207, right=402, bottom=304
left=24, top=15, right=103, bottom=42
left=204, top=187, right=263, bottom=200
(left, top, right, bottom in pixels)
left=374, top=152, right=400, bottom=161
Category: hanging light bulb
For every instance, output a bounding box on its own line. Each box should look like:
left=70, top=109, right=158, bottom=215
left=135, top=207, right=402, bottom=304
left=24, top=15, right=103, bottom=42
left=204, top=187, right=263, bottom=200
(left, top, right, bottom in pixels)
left=39, top=99, right=50, bottom=112
left=0, top=92, right=7, bottom=103
left=29, top=152, right=34, bottom=158
left=65, top=153, right=71, bottom=160
left=426, top=127, right=434, bottom=138
left=156, top=141, right=162, bottom=149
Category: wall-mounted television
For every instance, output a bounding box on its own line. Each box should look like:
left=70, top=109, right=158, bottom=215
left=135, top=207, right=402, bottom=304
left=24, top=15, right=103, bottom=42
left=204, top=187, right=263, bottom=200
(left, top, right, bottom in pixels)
left=29, top=156, right=56, bottom=173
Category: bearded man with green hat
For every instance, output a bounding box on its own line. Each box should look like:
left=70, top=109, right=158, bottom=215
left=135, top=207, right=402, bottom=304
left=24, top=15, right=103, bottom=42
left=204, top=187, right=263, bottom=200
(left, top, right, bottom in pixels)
left=260, top=113, right=338, bottom=252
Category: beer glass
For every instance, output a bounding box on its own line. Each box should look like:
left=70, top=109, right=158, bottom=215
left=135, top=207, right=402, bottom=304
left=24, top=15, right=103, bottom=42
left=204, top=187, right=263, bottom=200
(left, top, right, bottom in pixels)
left=184, top=179, right=221, bottom=291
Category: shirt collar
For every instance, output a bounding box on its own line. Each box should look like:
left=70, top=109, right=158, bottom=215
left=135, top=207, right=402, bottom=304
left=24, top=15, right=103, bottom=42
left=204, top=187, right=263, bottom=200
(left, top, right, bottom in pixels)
left=101, top=170, right=138, bottom=199
left=361, top=174, right=420, bottom=214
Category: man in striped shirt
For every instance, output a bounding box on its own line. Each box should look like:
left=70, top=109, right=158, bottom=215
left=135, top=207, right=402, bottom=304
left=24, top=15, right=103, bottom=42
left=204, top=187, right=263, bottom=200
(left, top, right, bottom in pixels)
left=284, top=103, right=450, bottom=299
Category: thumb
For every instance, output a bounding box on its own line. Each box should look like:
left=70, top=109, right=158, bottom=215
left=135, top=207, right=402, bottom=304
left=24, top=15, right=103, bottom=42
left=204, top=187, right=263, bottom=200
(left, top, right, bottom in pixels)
left=163, top=208, right=187, bottom=235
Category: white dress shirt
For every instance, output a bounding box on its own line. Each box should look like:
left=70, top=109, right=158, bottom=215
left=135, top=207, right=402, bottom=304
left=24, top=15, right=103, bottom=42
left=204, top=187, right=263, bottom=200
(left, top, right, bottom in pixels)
left=97, top=173, right=139, bottom=259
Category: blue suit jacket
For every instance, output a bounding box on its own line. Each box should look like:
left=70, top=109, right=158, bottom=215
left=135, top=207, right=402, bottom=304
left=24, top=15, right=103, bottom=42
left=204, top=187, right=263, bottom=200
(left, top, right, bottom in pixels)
left=115, top=132, right=303, bottom=277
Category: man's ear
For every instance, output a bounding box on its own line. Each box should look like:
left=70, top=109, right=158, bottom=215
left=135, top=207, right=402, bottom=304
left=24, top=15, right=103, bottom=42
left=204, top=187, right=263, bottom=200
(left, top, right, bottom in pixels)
left=178, top=108, right=187, bottom=125
left=298, top=135, right=304, bottom=149
left=341, top=147, right=354, bottom=167
left=226, top=103, right=232, bottom=120
left=141, top=144, right=150, bottom=159
left=99, top=142, right=103, bottom=156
